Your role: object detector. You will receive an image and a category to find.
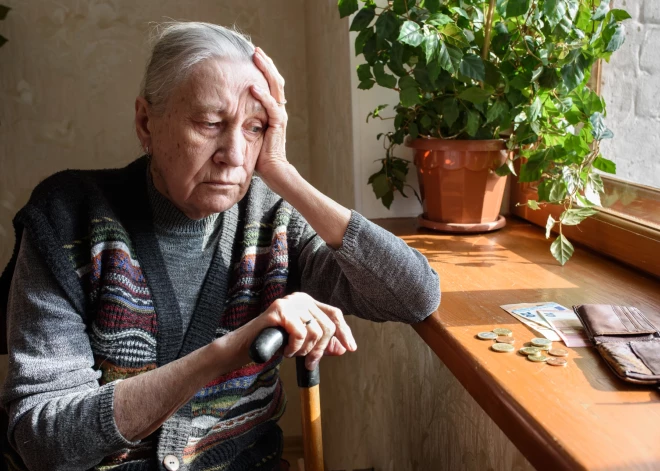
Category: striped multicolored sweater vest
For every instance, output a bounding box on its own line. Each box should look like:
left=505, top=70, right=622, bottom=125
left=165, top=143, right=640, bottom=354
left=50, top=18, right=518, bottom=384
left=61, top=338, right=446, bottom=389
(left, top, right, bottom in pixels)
left=5, top=158, right=302, bottom=471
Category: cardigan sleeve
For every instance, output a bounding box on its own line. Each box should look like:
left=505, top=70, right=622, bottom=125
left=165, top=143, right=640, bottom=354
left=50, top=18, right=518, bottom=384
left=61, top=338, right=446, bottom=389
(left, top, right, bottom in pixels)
left=0, top=232, right=138, bottom=471
left=291, top=210, right=440, bottom=323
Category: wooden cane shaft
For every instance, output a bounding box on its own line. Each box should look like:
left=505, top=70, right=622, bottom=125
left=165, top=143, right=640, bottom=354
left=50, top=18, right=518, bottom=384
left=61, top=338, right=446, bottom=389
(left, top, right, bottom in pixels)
left=300, top=385, right=324, bottom=471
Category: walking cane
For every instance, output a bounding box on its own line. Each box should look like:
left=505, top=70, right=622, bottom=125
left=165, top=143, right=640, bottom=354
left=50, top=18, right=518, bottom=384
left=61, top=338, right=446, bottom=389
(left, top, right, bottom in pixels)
left=250, top=327, right=324, bottom=471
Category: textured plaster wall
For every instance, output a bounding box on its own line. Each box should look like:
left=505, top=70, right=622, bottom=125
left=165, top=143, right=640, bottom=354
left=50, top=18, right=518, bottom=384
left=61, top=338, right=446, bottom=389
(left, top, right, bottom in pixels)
left=304, top=1, right=355, bottom=209
left=0, top=0, right=307, bottom=438
left=599, top=0, right=660, bottom=188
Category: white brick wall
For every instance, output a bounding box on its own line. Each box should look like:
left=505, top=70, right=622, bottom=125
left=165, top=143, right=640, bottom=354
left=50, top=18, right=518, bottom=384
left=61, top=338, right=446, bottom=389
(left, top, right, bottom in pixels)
left=600, top=0, right=660, bottom=188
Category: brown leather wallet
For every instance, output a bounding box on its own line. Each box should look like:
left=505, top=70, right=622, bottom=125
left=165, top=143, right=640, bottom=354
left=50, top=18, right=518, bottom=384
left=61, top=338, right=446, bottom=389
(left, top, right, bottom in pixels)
left=573, top=304, right=660, bottom=385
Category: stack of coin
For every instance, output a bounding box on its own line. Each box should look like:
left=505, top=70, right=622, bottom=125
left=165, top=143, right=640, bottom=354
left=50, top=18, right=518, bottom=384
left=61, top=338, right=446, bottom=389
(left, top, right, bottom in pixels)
left=478, top=328, right=570, bottom=366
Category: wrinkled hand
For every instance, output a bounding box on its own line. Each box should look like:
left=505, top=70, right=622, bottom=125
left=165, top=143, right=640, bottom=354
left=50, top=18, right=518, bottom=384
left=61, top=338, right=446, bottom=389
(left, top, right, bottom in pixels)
left=250, top=47, right=289, bottom=180
left=234, top=292, right=357, bottom=371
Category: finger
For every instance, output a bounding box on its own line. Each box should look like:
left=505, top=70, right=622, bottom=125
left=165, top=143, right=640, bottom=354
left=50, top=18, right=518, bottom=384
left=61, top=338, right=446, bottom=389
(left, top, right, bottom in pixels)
left=314, top=301, right=357, bottom=352
left=268, top=299, right=307, bottom=358
left=253, top=48, right=285, bottom=102
left=324, top=337, right=347, bottom=356
left=250, top=85, right=287, bottom=127
left=297, top=314, right=324, bottom=361
left=304, top=304, right=337, bottom=370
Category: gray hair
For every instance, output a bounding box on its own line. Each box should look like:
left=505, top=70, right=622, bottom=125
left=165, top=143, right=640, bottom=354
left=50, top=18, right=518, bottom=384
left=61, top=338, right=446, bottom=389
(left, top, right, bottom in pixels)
left=141, top=21, right=254, bottom=113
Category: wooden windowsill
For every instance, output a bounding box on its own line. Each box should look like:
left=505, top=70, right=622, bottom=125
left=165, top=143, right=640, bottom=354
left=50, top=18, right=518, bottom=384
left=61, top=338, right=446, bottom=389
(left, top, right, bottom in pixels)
left=373, top=217, right=660, bottom=471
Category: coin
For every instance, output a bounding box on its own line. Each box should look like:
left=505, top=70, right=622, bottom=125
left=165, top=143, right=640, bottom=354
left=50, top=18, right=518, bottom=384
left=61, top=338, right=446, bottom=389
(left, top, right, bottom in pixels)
left=496, top=336, right=515, bottom=344
left=493, top=328, right=513, bottom=337
left=491, top=343, right=515, bottom=353
left=531, top=338, right=553, bottom=347
left=547, top=358, right=568, bottom=367
left=477, top=331, right=498, bottom=340
left=519, top=346, right=542, bottom=356
left=548, top=348, right=569, bottom=357
left=527, top=354, right=548, bottom=362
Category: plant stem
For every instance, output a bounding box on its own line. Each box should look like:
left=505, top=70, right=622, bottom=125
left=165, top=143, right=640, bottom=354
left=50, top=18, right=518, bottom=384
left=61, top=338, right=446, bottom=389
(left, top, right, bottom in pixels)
left=482, top=0, right=496, bottom=60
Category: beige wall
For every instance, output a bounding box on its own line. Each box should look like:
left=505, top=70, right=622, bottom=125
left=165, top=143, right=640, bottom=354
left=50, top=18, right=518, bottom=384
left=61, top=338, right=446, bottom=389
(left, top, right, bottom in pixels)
left=304, top=0, right=355, bottom=209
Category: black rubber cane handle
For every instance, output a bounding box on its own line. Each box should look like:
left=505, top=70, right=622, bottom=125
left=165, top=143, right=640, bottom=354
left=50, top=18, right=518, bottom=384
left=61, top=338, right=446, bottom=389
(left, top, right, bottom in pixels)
left=248, top=327, right=320, bottom=388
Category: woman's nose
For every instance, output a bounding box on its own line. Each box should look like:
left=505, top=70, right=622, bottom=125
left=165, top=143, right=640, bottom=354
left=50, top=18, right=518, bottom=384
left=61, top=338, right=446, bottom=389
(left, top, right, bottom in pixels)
left=212, top=127, right=245, bottom=167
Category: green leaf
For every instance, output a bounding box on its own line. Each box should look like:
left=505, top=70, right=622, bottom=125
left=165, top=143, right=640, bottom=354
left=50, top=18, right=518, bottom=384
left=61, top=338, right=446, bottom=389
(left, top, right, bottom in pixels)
left=420, top=0, right=441, bottom=14
left=450, top=7, right=470, bottom=19
left=338, top=0, right=359, bottom=18
left=561, top=52, right=589, bottom=91
left=572, top=87, right=603, bottom=115
left=399, top=75, right=418, bottom=90
left=528, top=97, right=542, bottom=121
left=358, top=79, right=376, bottom=90
left=357, top=64, right=373, bottom=81
left=584, top=173, right=603, bottom=206
left=545, top=215, right=556, bottom=239
left=441, top=23, right=470, bottom=49
left=458, top=86, right=492, bottom=104
left=486, top=99, right=509, bottom=123
left=413, top=67, right=436, bottom=91
left=372, top=173, right=390, bottom=198
left=393, top=0, right=410, bottom=15
left=550, top=234, right=574, bottom=265
left=604, top=24, right=625, bottom=52
left=544, top=0, right=566, bottom=28
left=408, top=122, right=419, bottom=139
left=400, top=87, right=422, bottom=106
left=593, top=155, right=616, bottom=173
left=355, top=28, right=374, bottom=55
left=376, top=12, right=400, bottom=42
left=538, top=68, right=560, bottom=89
left=442, top=98, right=460, bottom=127
left=459, top=54, right=485, bottom=81
left=437, top=42, right=462, bottom=73
left=466, top=109, right=481, bottom=136
left=506, top=0, right=531, bottom=18
left=398, top=21, right=424, bottom=47
left=382, top=190, right=394, bottom=209
left=562, top=166, right=580, bottom=196
left=566, top=0, right=579, bottom=20
left=350, top=6, right=375, bottom=31
left=0, top=34, right=6, bottom=48
left=428, top=13, right=453, bottom=26
left=519, top=151, right=546, bottom=182
left=373, top=63, right=397, bottom=88
left=423, top=28, right=440, bottom=62
left=0, top=5, right=10, bottom=20
left=420, top=114, right=433, bottom=129
left=528, top=199, right=540, bottom=210
left=560, top=208, right=598, bottom=225
left=608, top=9, right=632, bottom=21
left=591, top=1, right=609, bottom=20
left=496, top=159, right=517, bottom=176
left=549, top=180, right=567, bottom=201
left=589, top=112, right=614, bottom=140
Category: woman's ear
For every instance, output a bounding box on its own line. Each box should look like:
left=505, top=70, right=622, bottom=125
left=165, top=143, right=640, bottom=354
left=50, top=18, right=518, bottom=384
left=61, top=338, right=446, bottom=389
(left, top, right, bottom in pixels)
left=135, top=96, right=152, bottom=153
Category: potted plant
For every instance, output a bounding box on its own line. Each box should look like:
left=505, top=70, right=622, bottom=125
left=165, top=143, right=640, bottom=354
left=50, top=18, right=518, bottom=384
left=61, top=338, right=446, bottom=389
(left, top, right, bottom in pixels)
left=338, top=0, right=630, bottom=264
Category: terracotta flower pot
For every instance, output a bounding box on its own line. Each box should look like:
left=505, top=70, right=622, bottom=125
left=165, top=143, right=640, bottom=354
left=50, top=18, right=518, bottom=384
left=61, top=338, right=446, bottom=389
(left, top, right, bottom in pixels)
left=407, top=138, right=509, bottom=232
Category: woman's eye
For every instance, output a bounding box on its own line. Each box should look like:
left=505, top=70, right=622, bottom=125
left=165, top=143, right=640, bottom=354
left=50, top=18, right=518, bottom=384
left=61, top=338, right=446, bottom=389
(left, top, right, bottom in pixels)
left=205, top=122, right=219, bottom=128
left=250, top=125, right=263, bottom=133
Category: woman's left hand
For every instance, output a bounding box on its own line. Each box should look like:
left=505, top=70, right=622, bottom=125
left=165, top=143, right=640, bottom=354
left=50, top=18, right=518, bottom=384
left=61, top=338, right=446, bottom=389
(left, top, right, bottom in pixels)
left=251, top=47, right=290, bottom=180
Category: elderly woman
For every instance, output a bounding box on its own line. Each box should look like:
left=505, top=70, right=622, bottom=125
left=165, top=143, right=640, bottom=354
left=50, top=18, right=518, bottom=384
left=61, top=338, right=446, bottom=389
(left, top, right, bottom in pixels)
left=0, top=22, right=439, bottom=471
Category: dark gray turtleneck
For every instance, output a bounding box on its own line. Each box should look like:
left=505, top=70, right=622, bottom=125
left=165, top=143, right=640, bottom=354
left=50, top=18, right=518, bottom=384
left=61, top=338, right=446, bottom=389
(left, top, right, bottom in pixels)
left=146, top=171, right=223, bottom=332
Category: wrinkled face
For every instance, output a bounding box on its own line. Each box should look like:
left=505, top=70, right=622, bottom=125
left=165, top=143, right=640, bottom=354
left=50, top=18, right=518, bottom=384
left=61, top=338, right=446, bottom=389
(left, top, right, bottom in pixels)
left=148, top=58, right=268, bottom=219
